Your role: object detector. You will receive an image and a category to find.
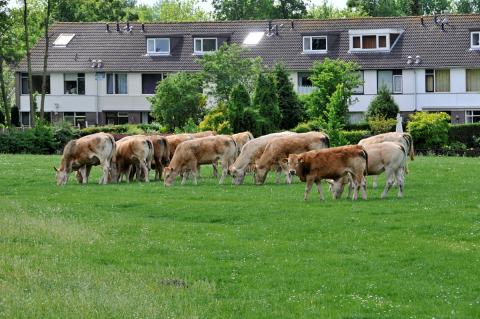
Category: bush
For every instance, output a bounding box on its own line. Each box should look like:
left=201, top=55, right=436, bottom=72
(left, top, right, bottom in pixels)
left=366, top=86, right=399, bottom=120
left=242, top=107, right=262, bottom=137
left=0, top=126, right=58, bottom=154
left=293, top=119, right=323, bottom=133
left=368, top=115, right=397, bottom=135
left=340, top=130, right=371, bottom=145
left=407, top=112, right=450, bottom=149
left=199, top=103, right=232, bottom=134
left=274, top=63, right=304, bottom=129
left=254, top=72, right=280, bottom=134
left=448, top=123, right=480, bottom=148
left=228, top=84, right=250, bottom=133
left=54, top=122, right=80, bottom=150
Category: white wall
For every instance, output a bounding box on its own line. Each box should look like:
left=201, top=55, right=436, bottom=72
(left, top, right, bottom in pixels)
left=363, top=70, right=377, bottom=95
left=451, top=68, right=466, bottom=93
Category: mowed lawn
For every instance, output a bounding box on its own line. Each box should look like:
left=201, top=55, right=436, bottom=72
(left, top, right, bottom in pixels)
left=0, top=155, right=479, bottom=318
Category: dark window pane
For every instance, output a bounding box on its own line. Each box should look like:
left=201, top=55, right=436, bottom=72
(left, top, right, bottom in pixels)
left=426, top=75, right=434, bottom=92
left=390, top=33, right=399, bottom=46
left=21, top=76, right=28, bottom=94
left=378, top=36, right=387, bottom=48
left=362, top=35, right=376, bottom=49
left=312, top=37, right=326, bottom=50
left=78, top=77, right=85, bottom=95
left=107, top=74, right=114, bottom=94
left=353, top=36, right=361, bottom=48
left=203, top=39, right=216, bottom=51
left=142, top=74, right=163, bottom=94
left=298, top=72, right=312, bottom=87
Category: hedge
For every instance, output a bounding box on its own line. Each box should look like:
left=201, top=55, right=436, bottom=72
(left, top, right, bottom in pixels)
left=448, top=123, right=480, bottom=148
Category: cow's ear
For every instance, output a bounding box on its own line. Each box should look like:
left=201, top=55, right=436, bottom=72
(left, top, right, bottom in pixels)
left=53, top=166, right=59, bottom=172
left=299, top=158, right=304, bottom=164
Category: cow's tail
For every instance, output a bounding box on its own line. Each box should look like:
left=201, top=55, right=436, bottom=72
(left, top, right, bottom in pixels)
left=402, top=133, right=414, bottom=161
left=108, top=134, right=116, bottom=163
left=146, top=139, right=154, bottom=169
left=360, top=147, right=368, bottom=177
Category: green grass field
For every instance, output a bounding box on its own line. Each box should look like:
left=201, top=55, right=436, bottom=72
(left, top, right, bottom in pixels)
left=0, top=154, right=479, bottom=318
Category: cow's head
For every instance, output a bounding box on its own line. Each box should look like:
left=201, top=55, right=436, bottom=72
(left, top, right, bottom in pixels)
left=286, top=154, right=302, bottom=177
left=54, top=167, right=69, bottom=186
left=163, top=166, right=177, bottom=187
left=229, top=165, right=245, bottom=185
left=108, top=163, right=119, bottom=183
left=254, top=162, right=268, bottom=185
left=328, top=176, right=349, bottom=199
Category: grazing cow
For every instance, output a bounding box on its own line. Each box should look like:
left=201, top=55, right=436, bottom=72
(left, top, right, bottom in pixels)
left=229, top=131, right=296, bottom=185
left=358, top=132, right=414, bottom=188
left=164, top=135, right=237, bottom=186
left=165, top=134, right=194, bottom=160
left=148, top=135, right=170, bottom=180
left=191, top=131, right=219, bottom=177
left=286, top=145, right=368, bottom=201
left=255, top=132, right=330, bottom=185
left=54, top=132, right=115, bottom=186
left=330, top=142, right=406, bottom=199
left=111, top=135, right=154, bottom=183
left=231, top=131, right=254, bottom=158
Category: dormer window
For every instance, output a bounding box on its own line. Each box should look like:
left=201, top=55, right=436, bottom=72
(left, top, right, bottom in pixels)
left=349, top=29, right=402, bottom=52
left=194, top=38, right=217, bottom=54
left=147, top=38, right=170, bottom=55
left=53, top=33, right=75, bottom=47
left=471, top=32, right=480, bottom=49
left=303, top=36, right=327, bottom=53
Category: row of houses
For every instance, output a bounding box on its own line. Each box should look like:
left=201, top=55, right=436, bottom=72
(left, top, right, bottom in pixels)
left=16, top=14, right=480, bottom=126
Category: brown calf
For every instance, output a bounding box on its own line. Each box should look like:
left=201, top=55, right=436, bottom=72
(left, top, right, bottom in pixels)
left=111, top=135, right=153, bottom=183
left=148, top=135, right=170, bottom=180
left=286, top=145, right=368, bottom=201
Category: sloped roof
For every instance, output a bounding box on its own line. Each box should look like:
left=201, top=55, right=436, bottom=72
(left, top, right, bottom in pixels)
left=16, top=14, right=480, bottom=73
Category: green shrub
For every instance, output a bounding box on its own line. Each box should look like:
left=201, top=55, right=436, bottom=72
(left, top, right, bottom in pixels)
left=0, top=126, right=58, bottom=154
left=345, top=121, right=370, bottom=131
left=199, top=103, right=232, bottom=134
left=407, top=112, right=451, bottom=149
left=254, top=72, right=280, bottom=134
left=242, top=107, right=262, bottom=137
left=366, top=86, right=399, bottom=120
left=292, top=119, right=323, bottom=133
left=274, top=63, right=304, bottom=129
left=340, top=130, right=371, bottom=145
left=228, top=83, right=250, bottom=133
left=368, top=115, right=397, bottom=135
left=448, top=123, right=480, bottom=148
left=54, top=122, right=80, bottom=150
left=181, top=118, right=199, bottom=133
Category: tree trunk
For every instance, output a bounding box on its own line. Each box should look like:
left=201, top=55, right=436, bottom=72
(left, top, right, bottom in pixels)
left=0, top=57, right=11, bottom=126
left=40, top=0, right=50, bottom=121
left=24, top=0, right=35, bottom=127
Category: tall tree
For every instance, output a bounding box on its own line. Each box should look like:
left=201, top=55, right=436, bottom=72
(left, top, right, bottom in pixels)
left=212, top=0, right=275, bottom=20
left=228, top=83, right=251, bottom=133
left=23, top=0, right=35, bottom=127
left=308, top=0, right=367, bottom=18
left=253, top=72, right=280, bottom=134
left=273, top=62, right=303, bottom=129
left=275, top=0, right=308, bottom=18
left=53, top=0, right=138, bottom=22
left=0, top=0, right=10, bottom=125
left=40, top=0, right=51, bottom=121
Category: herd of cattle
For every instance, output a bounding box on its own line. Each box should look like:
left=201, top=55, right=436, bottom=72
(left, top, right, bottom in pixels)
left=54, top=130, right=414, bottom=200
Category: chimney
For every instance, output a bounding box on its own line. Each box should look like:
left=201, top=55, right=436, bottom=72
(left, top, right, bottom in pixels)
left=141, top=23, right=145, bottom=32
left=116, top=22, right=120, bottom=32
left=106, top=23, right=109, bottom=32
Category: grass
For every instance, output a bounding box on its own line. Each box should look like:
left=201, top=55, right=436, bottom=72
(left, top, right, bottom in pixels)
left=0, top=154, right=479, bottom=318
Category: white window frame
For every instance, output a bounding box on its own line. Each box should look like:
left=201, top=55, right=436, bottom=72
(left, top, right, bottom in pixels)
left=302, top=36, right=327, bottom=53
left=465, top=110, right=480, bottom=123
left=471, top=32, right=480, bottom=50
left=106, top=73, right=128, bottom=95
left=146, top=38, right=170, bottom=55
left=53, top=33, right=75, bottom=47
left=193, top=38, right=218, bottom=55
left=64, top=73, right=85, bottom=95
left=393, top=75, right=403, bottom=94
left=349, top=34, right=391, bottom=52
left=63, top=112, right=86, bottom=126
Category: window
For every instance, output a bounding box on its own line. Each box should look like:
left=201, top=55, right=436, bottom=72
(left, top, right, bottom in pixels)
left=466, top=69, right=480, bottom=92
left=146, top=38, right=170, bottom=55
left=466, top=110, right=480, bottom=123
left=352, top=71, right=364, bottom=94
left=244, top=32, right=264, bottom=46
left=106, top=112, right=129, bottom=125
left=348, top=29, right=403, bottom=52
left=377, top=70, right=402, bottom=93
left=53, top=33, right=75, bottom=47
left=298, top=72, right=312, bottom=87
left=21, top=73, right=50, bottom=94
left=425, top=69, right=450, bottom=93
left=142, top=73, right=166, bottom=94
left=471, top=32, right=480, bottom=49
left=64, top=73, right=85, bottom=95
left=194, top=38, right=217, bottom=54
left=303, top=36, right=327, bottom=53
left=64, top=112, right=86, bottom=127
left=106, top=73, right=127, bottom=94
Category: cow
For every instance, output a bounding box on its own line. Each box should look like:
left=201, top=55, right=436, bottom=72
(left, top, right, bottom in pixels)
left=54, top=132, right=115, bottom=186
left=255, top=132, right=330, bottom=185
left=165, top=134, right=194, bottom=160
left=164, top=135, right=237, bottom=186
left=231, top=131, right=254, bottom=159
left=286, top=145, right=368, bottom=201
left=358, top=132, right=414, bottom=188
left=191, top=131, right=219, bottom=177
left=330, top=142, right=406, bottom=199
left=229, top=131, right=296, bottom=185
left=111, top=135, right=154, bottom=183
left=148, top=135, right=170, bottom=180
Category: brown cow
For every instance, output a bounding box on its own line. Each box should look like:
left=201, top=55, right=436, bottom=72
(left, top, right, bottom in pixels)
left=255, top=132, right=329, bottom=185
left=148, top=135, right=170, bottom=180
left=54, top=132, right=116, bottom=186
left=191, top=131, right=219, bottom=177
left=330, top=142, right=406, bottom=199
left=231, top=131, right=254, bottom=158
left=164, top=135, right=237, bottom=186
left=111, top=135, right=154, bottom=183
left=229, top=131, right=296, bottom=185
left=286, top=145, right=368, bottom=201
left=165, top=134, right=194, bottom=160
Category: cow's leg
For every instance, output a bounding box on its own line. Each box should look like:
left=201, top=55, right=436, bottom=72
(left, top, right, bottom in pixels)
left=181, top=171, right=188, bottom=185
left=304, top=179, right=314, bottom=201
left=192, top=167, right=199, bottom=185
left=360, top=176, right=367, bottom=200
left=141, top=161, right=149, bottom=182
left=126, top=166, right=133, bottom=184
left=381, top=169, right=395, bottom=199
left=154, top=159, right=161, bottom=181
left=395, top=168, right=404, bottom=198
left=372, top=175, right=378, bottom=189
left=78, top=166, right=88, bottom=184
left=315, top=180, right=325, bottom=201
left=212, top=161, right=218, bottom=178
left=219, top=163, right=228, bottom=184
left=275, top=166, right=282, bottom=184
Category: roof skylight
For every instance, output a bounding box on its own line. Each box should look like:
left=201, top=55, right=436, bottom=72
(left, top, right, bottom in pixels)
left=53, top=33, right=75, bottom=47
left=243, top=32, right=264, bottom=46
